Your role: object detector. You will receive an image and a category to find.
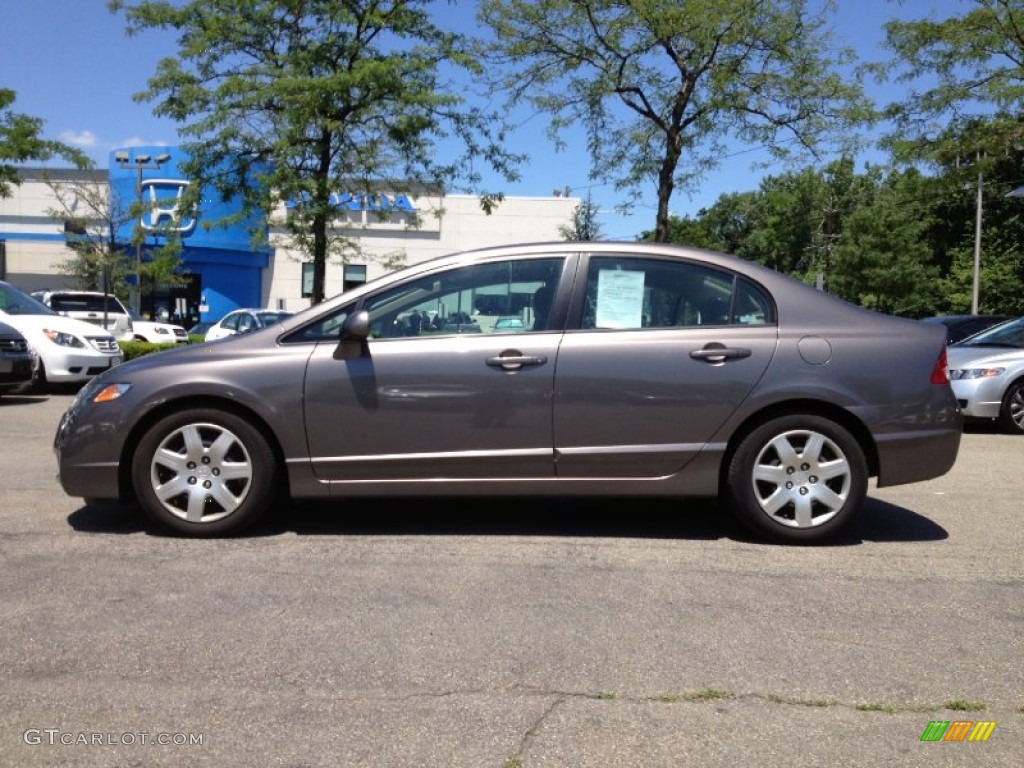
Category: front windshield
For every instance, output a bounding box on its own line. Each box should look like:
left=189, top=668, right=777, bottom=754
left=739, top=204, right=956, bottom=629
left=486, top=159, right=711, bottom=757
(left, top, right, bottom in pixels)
left=957, top=317, right=1024, bottom=348
left=0, top=283, right=58, bottom=316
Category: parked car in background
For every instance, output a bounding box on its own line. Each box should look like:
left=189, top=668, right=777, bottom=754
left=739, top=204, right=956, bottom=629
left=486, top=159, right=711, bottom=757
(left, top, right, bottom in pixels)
left=947, top=316, right=1024, bottom=434
left=921, top=314, right=1012, bottom=344
left=128, top=311, right=188, bottom=344
left=54, top=242, right=961, bottom=543
left=31, top=290, right=134, bottom=343
left=204, top=308, right=294, bottom=341
left=186, top=321, right=214, bottom=339
left=0, top=320, right=33, bottom=396
left=492, top=316, right=526, bottom=332
left=1, top=281, right=121, bottom=387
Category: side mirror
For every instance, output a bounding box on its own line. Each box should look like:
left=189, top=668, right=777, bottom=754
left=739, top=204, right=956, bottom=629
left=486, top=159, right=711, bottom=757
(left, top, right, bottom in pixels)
left=336, top=310, right=370, bottom=360
left=341, top=310, right=370, bottom=341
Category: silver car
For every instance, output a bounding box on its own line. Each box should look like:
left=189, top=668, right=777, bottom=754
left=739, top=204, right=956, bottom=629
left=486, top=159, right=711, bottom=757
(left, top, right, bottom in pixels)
left=947, top=316, right=1024, bottom=434
left=54, top=243, right=961, bottom=542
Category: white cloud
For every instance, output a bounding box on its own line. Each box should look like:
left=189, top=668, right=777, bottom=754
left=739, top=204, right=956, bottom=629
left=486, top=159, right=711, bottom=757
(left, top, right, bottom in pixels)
left=119, top=136, right=171, bottom=148
left=58, top=129, right=98, bottom=148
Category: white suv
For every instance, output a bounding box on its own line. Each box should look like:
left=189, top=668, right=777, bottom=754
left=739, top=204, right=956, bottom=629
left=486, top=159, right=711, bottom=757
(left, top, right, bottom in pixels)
left=32, top=290, right=134, bottom=342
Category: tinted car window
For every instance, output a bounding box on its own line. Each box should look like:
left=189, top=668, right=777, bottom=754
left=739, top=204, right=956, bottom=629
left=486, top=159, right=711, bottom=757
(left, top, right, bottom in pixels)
left=581, top=256, right=774, bottom=330
left=0, top=283, right=56, bottom=316
left=363, top=257, right=565, bottom=339
left=255, top=311, right=290, bottom=328
left=48, top=295, right=128, bottom=314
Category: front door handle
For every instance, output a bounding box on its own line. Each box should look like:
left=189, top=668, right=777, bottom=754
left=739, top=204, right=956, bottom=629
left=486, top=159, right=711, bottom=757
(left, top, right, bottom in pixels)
left=689, top=344, right=752, bottom=364
left=486, top=351, right=548, bottom=371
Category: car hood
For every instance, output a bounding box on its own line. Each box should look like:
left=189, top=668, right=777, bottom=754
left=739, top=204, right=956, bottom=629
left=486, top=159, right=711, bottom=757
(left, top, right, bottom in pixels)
left=947, top=345, right=1024, bottom=368
left=0, top=311, right=118, bottom=341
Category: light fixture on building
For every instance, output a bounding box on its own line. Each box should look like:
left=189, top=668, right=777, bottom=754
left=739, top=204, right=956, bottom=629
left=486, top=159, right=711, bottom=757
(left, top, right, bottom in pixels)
left=116, top=151, right=172, bottom=314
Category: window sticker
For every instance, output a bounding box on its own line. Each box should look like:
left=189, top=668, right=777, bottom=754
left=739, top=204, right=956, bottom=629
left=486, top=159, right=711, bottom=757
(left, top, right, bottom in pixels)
left=596, top=269, right=645, bottom=328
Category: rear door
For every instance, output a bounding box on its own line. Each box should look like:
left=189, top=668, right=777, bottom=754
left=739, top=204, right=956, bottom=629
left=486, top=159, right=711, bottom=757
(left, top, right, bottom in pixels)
left=553, top=254, right=778, bottom=478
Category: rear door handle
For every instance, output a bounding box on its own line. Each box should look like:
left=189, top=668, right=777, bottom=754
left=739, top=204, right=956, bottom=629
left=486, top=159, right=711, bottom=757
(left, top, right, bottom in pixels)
left=486, top=352, right=548, bottom=371
left=689, top=345, right=752, bottom=364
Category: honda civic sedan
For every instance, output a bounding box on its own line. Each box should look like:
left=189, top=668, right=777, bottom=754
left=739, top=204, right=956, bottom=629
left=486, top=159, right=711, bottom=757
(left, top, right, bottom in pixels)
left=54, top=243, right=961, bottom=542
left=947, top=316, right=1024, bottom=434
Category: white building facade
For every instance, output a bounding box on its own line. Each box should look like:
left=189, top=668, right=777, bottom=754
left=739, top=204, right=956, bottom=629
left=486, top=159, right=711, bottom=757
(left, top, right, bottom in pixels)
left=0, top=154, right=579, bottom=325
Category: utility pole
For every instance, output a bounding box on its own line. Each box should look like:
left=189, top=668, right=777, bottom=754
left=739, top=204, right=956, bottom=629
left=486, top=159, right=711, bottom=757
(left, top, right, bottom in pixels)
left=972, top=161, right=983, bottom=314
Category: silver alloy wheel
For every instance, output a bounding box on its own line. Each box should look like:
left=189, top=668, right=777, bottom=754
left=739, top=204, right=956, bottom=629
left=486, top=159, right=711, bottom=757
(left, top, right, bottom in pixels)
left=750, top=429, right=852, bottom=529
left=149, top=421, right=254, bottom=524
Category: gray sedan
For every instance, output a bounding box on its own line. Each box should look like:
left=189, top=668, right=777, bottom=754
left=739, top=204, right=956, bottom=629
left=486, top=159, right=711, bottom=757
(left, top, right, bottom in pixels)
left=54, top=242, right=961, bottom=542
left=947, top=316, right=1024, bottom=434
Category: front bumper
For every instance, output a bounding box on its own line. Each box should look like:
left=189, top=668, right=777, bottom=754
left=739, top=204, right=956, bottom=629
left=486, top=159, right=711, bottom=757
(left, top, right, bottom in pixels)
left=38, top=347, right=121, bottom=383
left=54, top=393, right=125, bottom=501
left=950, top=376, right=1005, bottom=419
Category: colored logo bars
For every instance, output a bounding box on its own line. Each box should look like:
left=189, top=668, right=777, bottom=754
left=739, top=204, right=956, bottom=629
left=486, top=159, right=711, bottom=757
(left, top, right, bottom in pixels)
left=920, top=720, right=997, bottom=742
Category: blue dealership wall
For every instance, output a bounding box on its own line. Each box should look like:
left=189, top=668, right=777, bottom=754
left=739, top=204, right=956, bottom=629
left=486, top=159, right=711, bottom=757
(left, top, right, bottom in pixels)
left=108, top=146, right=270, bottom=321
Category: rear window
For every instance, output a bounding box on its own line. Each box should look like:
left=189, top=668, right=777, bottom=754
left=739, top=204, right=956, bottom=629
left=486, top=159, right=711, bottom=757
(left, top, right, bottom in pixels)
left=49, top=295, right=128, bottom=314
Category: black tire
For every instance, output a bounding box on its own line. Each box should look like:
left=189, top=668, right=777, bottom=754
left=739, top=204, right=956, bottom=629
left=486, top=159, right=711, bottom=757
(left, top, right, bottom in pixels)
left=726, top=415, right=868, bottom=543
left=131, top=408, right=278, bottom=536
left=32, top=359, right=47, bottom=389
left=997, top=380, right=1024, bottom=435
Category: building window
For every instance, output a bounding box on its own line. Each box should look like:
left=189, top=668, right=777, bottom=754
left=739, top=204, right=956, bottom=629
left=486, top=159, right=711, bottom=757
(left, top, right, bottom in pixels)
left=343, top=264, right=367, bottom=293
left=301, top=262, right=314, bottom=298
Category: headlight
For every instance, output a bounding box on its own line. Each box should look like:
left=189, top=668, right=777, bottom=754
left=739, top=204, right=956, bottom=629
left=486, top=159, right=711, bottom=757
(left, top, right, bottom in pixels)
left=949, top=367, right=1005, bottom=380
left=42, top=329, right=85, bottom=348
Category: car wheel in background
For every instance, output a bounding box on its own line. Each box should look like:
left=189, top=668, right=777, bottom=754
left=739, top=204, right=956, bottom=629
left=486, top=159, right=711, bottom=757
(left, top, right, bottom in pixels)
left=31, top=359, right=47, bottom=390
left=726, top=415, right=868, bottom=543
left=997, top=381, right=1024, bottom=435
left=131, top=408, right=277, bottom=536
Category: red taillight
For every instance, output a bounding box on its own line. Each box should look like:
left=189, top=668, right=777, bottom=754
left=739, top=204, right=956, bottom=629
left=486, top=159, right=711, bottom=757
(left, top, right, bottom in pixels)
left=931, top=347, right=950, bottom=385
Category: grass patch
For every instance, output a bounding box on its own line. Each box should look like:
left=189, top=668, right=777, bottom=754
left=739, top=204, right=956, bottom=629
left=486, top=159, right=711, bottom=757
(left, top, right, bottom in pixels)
left=501, top=759, right=523, bottom=768
left=944, top=699, right=986, bottom=712
left=767, top=694, right=835, bottom=708
left=592, top=691, right=617, bottom=700
left=857, top=702, right=943, bottom=714
left=684, top=688, right=735, bottom=702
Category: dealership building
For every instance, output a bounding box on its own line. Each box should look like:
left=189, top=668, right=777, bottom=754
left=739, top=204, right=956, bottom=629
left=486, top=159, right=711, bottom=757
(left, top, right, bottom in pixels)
left=0, top=147, right=579, bottom=327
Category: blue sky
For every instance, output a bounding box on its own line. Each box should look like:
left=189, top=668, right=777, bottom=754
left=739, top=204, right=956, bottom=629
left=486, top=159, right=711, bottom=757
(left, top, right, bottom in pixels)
left=1, top=0, right=965, bottom=239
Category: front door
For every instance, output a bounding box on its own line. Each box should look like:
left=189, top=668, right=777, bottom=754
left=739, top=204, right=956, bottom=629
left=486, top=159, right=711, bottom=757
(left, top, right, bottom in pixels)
left=302, top=255, right=570, bottom=483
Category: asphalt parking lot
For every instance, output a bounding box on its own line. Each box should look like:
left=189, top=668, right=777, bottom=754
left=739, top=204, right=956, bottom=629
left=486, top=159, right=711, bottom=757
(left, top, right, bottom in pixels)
left=0, top=391, right=1020, bottom=767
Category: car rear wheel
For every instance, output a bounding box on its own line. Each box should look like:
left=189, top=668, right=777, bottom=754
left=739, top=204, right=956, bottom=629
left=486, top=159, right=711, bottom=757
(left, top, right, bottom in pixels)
left=132, top=408, right=277, bottom=536
left=726, top=415, right=867, bottom=543
left=997, top=381, right=1024, bottom=435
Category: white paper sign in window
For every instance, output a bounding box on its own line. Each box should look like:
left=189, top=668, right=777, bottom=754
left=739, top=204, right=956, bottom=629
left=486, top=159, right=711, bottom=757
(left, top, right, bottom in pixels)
left=596, top=269, right=645, bottom=328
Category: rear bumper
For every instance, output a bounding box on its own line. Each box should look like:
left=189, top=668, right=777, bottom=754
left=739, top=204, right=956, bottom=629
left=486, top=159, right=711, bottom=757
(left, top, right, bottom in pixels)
left=874, top=426, right=961, bottom=487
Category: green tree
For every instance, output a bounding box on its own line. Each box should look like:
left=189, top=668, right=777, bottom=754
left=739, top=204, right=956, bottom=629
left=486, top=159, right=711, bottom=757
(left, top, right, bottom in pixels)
left=0, top=89, right=87, bottom=198
left=477, top=0, right=871, bottom=242
left=110, top=0, right=520, bottom=304
left=829, top=169, right=940, bottom=316
left=879, top=0, right=1024, bottom=162
left=559, top=192, right=604, bottom=241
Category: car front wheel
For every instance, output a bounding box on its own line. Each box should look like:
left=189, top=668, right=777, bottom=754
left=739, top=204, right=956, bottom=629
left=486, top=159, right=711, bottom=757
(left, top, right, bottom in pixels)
left=132, top=408, right=277, bottom=536
left=997, top=381, right=1024, bottom=435
left=726, top=415, right=867, bottom=543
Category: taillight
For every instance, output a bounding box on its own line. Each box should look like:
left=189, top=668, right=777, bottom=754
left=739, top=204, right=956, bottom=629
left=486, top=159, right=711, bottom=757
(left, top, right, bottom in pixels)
left=931, top=347, right=950, bottom=385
